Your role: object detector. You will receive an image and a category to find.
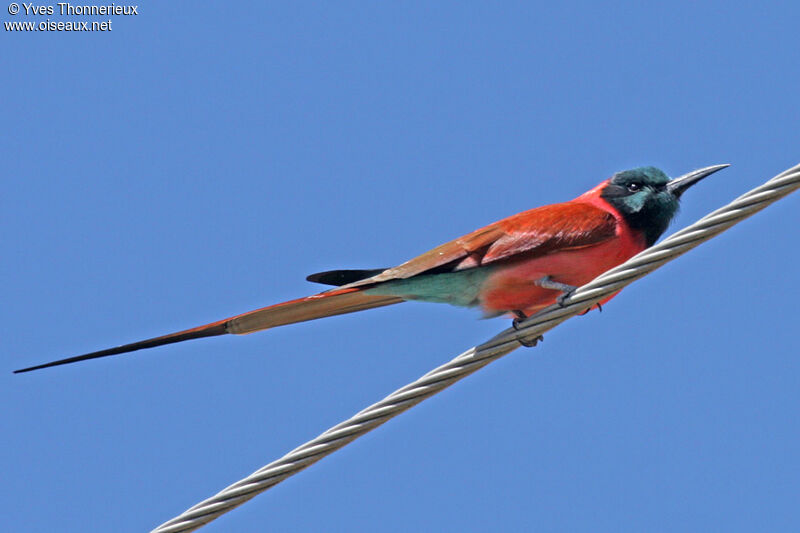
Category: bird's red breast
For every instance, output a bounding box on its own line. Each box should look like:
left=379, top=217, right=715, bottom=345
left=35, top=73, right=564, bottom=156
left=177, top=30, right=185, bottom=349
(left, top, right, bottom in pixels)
left=478, top=182, right=647, bottom=315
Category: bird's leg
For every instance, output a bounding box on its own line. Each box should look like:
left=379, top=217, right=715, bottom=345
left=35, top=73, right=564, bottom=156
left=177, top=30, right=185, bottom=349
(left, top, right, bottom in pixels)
left=534, top=275, right=578, bottom=306
left=512, top=311, right=544, bottom=348
left=535, top=275, right=601, bottom=314
left=512, top=310, right=527, bottom=329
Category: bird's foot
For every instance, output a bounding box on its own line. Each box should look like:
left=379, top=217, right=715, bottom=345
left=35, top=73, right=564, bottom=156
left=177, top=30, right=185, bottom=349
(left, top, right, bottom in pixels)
left=512, top=310, right=526, bottom=331
left=535, top=276, right=601, bottom=315
left=518, top=334, right=544, bottom=347
left=556, top=289, right=575, bottom=307
left=512, top=311, right=544, bottom=347
left=535, top=276, right=578, bottom=307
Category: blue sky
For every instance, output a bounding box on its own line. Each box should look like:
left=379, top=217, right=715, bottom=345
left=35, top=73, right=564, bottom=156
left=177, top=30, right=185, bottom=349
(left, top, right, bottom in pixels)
left=3, top=2, right=799, bottom=532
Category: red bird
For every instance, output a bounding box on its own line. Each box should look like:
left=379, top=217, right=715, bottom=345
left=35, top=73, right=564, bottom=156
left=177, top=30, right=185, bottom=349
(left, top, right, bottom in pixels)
left=15, top=164, right=727, bottom=373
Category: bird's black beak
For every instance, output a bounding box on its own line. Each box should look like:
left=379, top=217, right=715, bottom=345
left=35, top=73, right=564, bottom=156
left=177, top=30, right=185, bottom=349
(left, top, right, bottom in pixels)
left=667, top=164, right=730, bottom=198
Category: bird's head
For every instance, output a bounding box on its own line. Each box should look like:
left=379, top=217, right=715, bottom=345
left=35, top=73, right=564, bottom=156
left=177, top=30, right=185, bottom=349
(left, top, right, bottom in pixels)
left=601, top=164, right=729, bottom=246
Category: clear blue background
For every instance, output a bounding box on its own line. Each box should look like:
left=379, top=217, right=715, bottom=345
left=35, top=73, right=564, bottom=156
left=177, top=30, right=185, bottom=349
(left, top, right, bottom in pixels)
left=3, top=3, right=799, bottom=532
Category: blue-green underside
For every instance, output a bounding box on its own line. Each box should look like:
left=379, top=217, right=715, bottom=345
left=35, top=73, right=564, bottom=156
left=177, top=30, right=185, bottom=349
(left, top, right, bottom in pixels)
left=364, top=267, right=495, bottom=307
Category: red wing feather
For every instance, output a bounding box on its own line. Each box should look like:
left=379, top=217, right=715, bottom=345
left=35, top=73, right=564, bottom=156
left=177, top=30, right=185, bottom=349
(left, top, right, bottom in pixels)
left=354, top=223, right=508, bottom=284
left=482, top=202, right=617, bottom=263
left=348, top=201, right=617, bottom=286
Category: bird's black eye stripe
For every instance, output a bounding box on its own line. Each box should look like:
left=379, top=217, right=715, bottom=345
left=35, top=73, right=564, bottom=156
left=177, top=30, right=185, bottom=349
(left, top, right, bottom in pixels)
left=627, top=182, right=642, bottom=192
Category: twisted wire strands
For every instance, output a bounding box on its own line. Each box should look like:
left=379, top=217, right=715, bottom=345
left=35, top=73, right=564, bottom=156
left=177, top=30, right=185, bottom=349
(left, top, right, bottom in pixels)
left=152, top=162, right=800, bottom=533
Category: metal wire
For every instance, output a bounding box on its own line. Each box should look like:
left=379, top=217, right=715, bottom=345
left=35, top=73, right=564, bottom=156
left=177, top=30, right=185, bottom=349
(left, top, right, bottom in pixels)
left=152, top=162, right=800, bottom=533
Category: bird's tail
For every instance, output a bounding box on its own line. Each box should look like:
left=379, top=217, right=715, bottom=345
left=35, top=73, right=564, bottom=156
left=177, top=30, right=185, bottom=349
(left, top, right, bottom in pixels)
left=14, top=288, right=404, bottom=373
left=225, top=287, right=403, bottom=333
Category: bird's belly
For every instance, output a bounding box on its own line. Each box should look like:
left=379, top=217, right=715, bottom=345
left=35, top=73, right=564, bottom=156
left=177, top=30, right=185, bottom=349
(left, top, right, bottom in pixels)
left=480, top=240, right=642, bottom=315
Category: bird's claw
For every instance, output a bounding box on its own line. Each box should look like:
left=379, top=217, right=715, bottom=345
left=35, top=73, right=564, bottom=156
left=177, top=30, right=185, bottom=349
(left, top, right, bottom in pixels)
left=518, top=334, right=544, bottom=348
left=578, top=302, right=602, bottom=315
left=552, top=284, right=602, bottom=315
left=512, top=314, right=544, bottom=348
left=556, top=289, right=575, bottom=307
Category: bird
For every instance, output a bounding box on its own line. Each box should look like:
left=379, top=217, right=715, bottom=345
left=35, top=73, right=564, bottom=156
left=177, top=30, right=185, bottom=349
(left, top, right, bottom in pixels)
left=14, top=164, right=728, bottom=373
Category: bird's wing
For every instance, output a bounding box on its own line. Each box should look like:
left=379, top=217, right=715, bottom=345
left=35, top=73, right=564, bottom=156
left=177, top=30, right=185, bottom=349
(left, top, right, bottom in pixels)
left=349, top=202, right=618, bottom=286
left=481, top=201, right=618, bottom=263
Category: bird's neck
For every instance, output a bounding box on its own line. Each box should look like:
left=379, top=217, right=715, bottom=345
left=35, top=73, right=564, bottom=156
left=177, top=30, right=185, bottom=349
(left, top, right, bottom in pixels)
left=574, top=182, right=651, bottom=248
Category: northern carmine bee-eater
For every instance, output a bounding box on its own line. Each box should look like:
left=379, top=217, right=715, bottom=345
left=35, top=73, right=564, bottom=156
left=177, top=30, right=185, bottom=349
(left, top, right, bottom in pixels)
left=15, top=164, right=728, bottom=373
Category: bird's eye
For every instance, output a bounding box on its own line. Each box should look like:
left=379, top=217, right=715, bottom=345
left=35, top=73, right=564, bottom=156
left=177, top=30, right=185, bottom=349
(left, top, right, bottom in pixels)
left=627, top=182, right=642, bottom=192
